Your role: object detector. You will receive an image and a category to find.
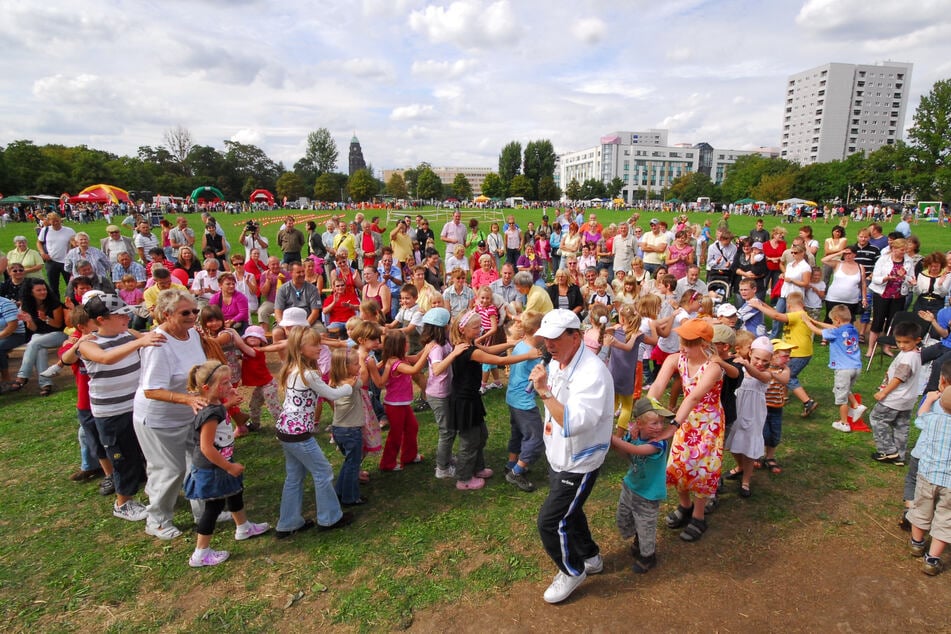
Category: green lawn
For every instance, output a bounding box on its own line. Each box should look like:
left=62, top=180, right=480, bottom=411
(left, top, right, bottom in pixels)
left=0, top=206, right=942, bottom=631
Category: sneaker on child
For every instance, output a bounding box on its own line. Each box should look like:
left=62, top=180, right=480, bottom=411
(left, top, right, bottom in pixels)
left=435, top=465, right=456, bottom=479
left=113, top=499, right=148, bottom=522
left=98, top=474, right=115, bottom=496
left=189, top=549, right=230, bottom=568
left=831, top=420, right=852, bottom=433
left=235, top=521, right=271, bottom=541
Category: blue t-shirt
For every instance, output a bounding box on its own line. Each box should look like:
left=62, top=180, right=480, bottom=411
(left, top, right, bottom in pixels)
left=822, top=323, right=862, bottom=370
left=621, top=433, right=669, bottom=501
left=505, top=340, right=543, bottom=411
left=737, top=301, right=766, bottom=337
left=938, top=307, right=951, bottom=349
left=0, top=296, right=24, bottom=335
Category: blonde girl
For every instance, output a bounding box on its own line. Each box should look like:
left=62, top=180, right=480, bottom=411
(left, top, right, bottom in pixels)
left=350, top=320, right=385, bottom=470
left=474, top=285, right=503, bottom=390
left=274, top=327, right=355, bottom=537
left=582, top=302, right=612, bottom=360
left=328, top=348, right=369, bottom=506
left=448, top=310, right=541, bottom=490
left=604, top=304, right=653, bottom=433
left=183, top=361, right=270, bottom=567
left=368, top=330, right=435, bottom=471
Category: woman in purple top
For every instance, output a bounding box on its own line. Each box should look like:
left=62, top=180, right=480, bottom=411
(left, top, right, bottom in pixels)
left=210, top=272, right=249, bottom=334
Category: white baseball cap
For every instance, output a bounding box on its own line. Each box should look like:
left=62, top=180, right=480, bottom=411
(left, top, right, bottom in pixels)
left=536, top=309, right=582, bottom=339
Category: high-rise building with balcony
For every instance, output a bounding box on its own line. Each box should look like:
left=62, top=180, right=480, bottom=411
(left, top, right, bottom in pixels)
left=780, top=61, right=913, bottom=165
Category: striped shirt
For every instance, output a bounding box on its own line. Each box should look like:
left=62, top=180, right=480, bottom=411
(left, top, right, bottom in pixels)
left=765, top=371, right=787, bottom=409
left=81, top=332, right=141, bottom=418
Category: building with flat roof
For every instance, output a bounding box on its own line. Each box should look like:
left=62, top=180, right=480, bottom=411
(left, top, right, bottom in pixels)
left=382, top=166, right=494, bottom=196
left=780, top=61, right=913, bottom=165
left=556, top=130, right=778, bottom=203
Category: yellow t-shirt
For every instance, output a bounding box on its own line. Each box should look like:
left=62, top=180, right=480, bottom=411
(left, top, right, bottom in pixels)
left=782, top=310, right=813, bottom=358
left=525, top=285, right=554, bottom=314
left=641, top=232, right=668, bottom=265
left=390, top=232, right=412, bottom=264
left=333, top=233, right=357, bottom=261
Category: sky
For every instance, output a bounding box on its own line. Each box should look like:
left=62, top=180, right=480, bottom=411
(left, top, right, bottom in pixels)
left=1, top=0, right=950, bottom=175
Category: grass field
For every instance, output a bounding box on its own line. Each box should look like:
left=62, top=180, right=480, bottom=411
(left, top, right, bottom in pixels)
left=0, top=206, right=945, bottom=631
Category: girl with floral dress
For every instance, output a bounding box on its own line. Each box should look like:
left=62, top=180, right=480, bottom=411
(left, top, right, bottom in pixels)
left=648, top=318, right=724, bottom=543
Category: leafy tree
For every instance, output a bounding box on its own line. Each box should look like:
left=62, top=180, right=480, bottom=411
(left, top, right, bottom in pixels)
left=751, top=172, right=796, bottom=203
left=348, top=169, right=377, bottom=202
left=276, top=172, right=304, bottom=201
left=241, top=176, right=257, bottom=200
left=909, top=79, right=951, bottom=170
left=185, top=146, right=224, bottom=181
left=222, top=140, right=281, bottom=198
left=302, top=128, right=339, bottom=176
left=163, top=125, right=194, bottom=175
left=564, top=178, right=582, bottom=201
left=537, top=175, right=560, bottom=201
left=416, top=167, right=443, bottom=201
left=606, top=177, right=625, bottom=198
left=668, top=172, right=716, bottom=202
left=70, top=147, right=114, bottom=187
left=480, top=172, right=506, bottom=198
left=385, top=172, right=408, bottom=199
left=313, top=172, right=343, bottom=201
left=523, top=139, right=556, bottom=199
left=451, top=173, right=473, bottom=200
left=3, top=140, right=47, bottom=193
left=578, top=178, right=606, bottom=200
left=720, top=155, right=797, bottom=202
left=498, top=141, right=522, bottom=186
left=507, top=174, right=534, bottom=199
left=402, top=162, right=432, bottom=199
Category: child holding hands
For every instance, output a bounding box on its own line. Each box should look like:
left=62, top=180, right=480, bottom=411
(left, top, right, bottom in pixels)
left=611, top=397, right=674, bottom=574
left=183, top=361, right=270, bottom=567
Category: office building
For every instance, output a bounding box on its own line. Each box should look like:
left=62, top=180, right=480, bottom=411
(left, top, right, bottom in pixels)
left=382, top=166, right=494, bottom=196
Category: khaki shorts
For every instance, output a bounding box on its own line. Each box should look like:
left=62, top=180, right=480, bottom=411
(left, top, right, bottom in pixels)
left=832, top=368, right=861, bottom=405
left=907, top=473, right=951, bottom=544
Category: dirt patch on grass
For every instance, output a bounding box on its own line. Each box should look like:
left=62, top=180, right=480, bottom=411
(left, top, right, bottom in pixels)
left=407, top=484, right=951, bottom=633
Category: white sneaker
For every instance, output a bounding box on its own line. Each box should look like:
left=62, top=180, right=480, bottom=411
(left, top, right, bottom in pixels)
left=543, top=570, right=587, bottom=604
left=832, top=420, right=852, bottom=433
left=40, top=364, right=63, bottom=378
left=584, top=554, right=604, bottom=575
left=189, top=549, right=230, bottom=568
left=113, top=499, right=148, bottom=521
left=848, top=404, right=867, bottom=421
left=145, top=523, right=183, bottom=540
left=216, top=510, right=233, bottom=523
left=235, top=520, right=271, bottom=541
left=435, top=465, right=456, bottom=479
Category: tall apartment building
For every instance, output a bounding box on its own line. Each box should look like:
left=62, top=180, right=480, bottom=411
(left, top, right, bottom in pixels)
left=382, top=166, right=494, bottom=196
left=556, top=130, right=778, bottom=203
left=780, top=61, right=913, bottom=165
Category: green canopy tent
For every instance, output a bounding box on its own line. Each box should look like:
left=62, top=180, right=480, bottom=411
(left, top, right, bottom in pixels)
left=189, top=186, right=226, bottom=203
left=0, top=195, right=34, bottom=205
left=665, top=197, right=682, bottom=204
left=734, top=197, right=756, bottom=204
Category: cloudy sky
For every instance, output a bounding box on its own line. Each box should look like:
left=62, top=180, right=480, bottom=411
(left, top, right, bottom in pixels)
left=2, top=0, right=949, bottom=174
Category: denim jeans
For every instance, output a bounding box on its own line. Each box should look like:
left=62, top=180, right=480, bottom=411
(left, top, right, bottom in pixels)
left=278, top=437, right=343, bottom=531
left=786, top=355, right=811, bottom=391
left=769, top=297, right=787, bottom=339
left=0, top=331, right=26, bottom=372
left=18, top=330, right=67, bottom=387
left=79, top=423, right=95, bottom=471
left=331, top=426, right=363, bottom=504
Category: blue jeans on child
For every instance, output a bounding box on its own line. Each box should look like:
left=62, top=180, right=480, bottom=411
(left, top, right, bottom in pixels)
left=786, top=356, right=811, bottom=391
left=278, top=437, right=344, bottom=531
left=331, top=426, right=363, bottom=504
left=763, top=406, right=783, bottom=448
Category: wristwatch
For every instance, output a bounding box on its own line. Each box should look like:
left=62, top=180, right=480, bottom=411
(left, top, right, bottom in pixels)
left=538, top=389, right=553, bottom=400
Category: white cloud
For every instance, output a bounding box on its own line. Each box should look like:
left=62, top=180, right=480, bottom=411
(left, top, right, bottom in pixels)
left=573, top=18, right=606, bottom=44
left=797, top=0, right=950, bottom=38
left=390, top=104, right=437, bottom=120
left=339, top=58, right=396, bottom=80
left=230, top=128, right=264, bottom=145
left=408, top=0, right=517, bottom=49
left=411, top=59, right=478, bottom=79
left=666, top=47, right=692, bottom=62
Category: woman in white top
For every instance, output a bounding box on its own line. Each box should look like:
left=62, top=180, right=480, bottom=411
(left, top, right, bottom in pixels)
left=133, top=289, right=208, bottom=540
left=822, top=245, right=866, bottom=322
left=867, top=238, right=917, bottom=356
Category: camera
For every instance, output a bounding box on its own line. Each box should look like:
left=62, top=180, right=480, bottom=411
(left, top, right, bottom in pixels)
left=245, top=221, right=258, bottom=233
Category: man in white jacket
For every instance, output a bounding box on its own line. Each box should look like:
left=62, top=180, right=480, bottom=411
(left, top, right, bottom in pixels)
left=530, top=309, right=614, bottom=604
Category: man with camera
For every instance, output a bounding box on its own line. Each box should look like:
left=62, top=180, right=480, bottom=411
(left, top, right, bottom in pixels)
left=240, top=220, right=269, bottom=261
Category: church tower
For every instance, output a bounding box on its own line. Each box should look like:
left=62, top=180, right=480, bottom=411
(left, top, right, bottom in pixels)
left=348, top=134, right=367, bottom=176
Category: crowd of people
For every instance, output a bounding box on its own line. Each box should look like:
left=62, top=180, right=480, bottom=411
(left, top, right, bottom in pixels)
left=1, top=204, right=950, bottom=595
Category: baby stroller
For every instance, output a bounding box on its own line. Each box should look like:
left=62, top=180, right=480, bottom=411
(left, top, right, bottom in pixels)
left=706, top=279, right=732, bottom=307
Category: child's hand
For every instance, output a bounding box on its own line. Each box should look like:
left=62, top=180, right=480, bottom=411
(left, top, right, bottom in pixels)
left=227, top=462, right=245, bottom=478
left=139, top=330, right=166, bottom=347
left=873, top=390, right=886, bottom=402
